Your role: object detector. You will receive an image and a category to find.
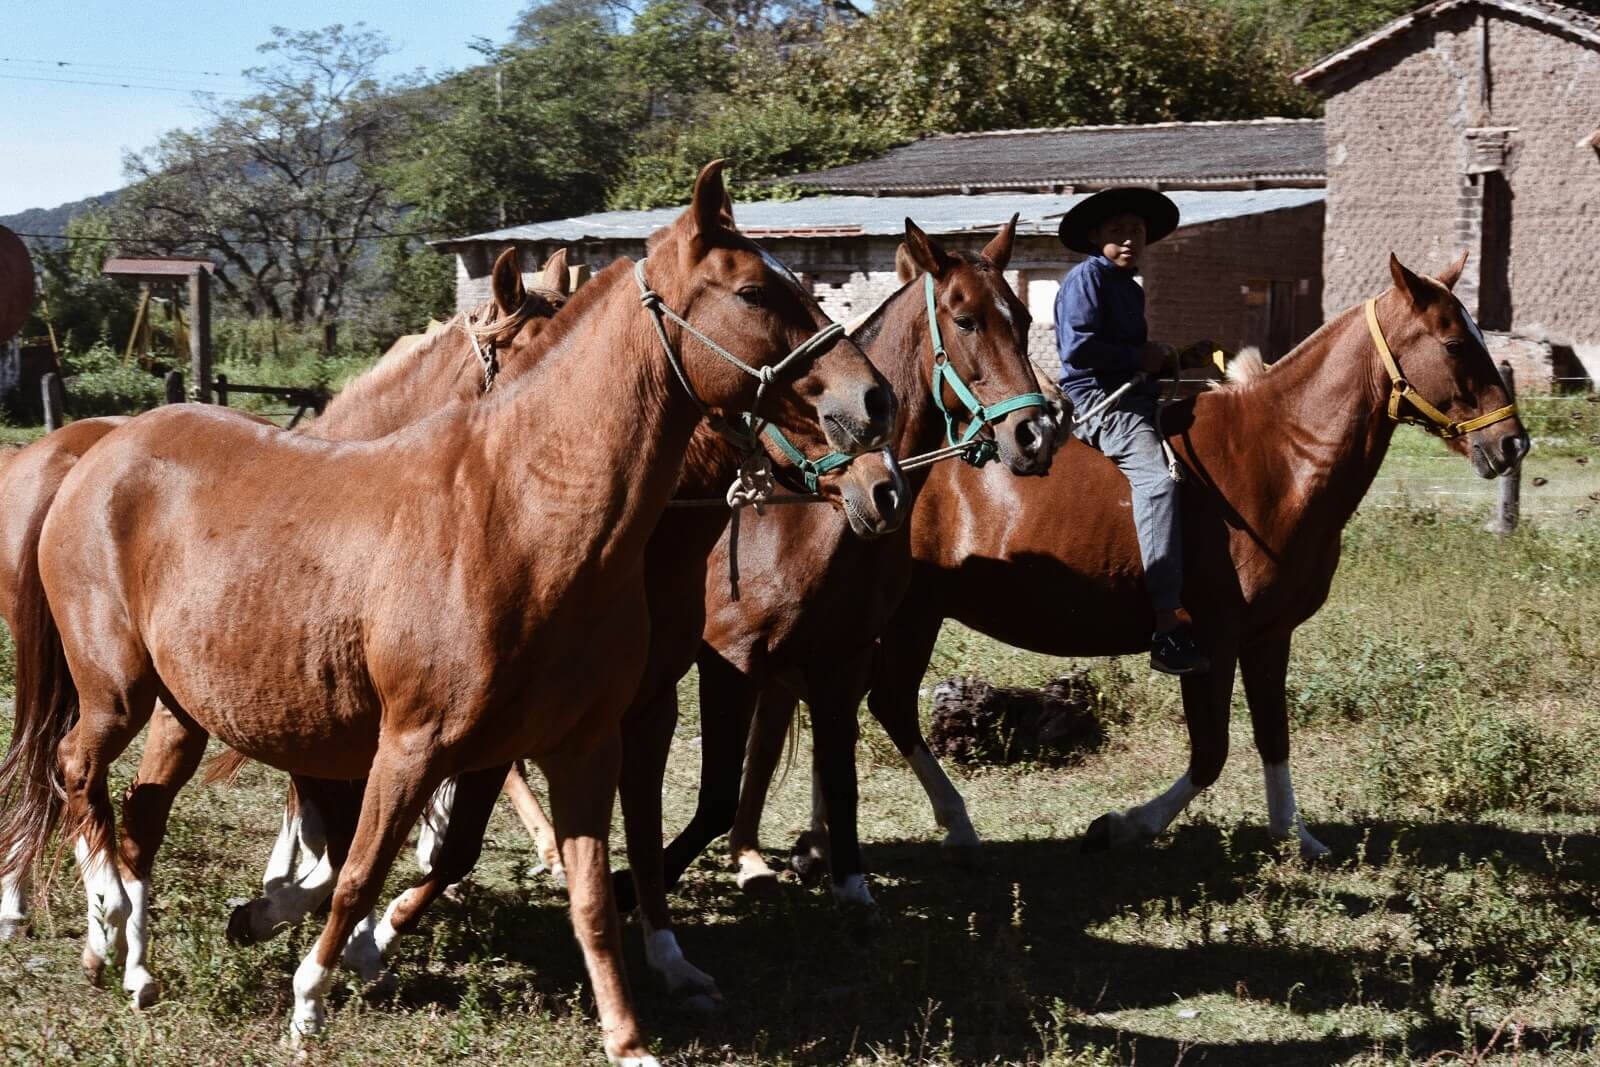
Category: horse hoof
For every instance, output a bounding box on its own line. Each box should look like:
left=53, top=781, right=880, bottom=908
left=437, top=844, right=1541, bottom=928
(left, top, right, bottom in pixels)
left=82, top=949, right=107, bottom=988
left=1300, top=838, right=1333, bottom=861
left=941, top=841, right=982, bottom=870
left=129, top=979, right=161, bottom=1011
left=736, top=868, right=782, bottom=899
left=226, top=900, right=267, bottom=945
left=1080, top=814, right=1113, bottom=853
left=441, top=879, right=470, bottom=905
left=680, top=991, right=724, bottom=1017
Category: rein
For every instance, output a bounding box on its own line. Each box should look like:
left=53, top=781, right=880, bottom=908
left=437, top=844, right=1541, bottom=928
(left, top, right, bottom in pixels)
left=1364, top=298, right=1518, bottom=439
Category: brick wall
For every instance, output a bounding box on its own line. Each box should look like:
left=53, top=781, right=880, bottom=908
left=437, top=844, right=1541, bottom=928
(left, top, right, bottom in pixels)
left=1319, top=6, right=1600, bottom=387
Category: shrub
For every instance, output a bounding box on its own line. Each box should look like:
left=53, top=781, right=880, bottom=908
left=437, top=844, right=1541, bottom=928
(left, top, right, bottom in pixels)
left=60, top=342, right=165, bottom=418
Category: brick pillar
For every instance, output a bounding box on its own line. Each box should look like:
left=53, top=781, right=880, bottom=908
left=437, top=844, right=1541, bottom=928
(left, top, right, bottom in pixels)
left=1461, top=127, right=1516, bottom=325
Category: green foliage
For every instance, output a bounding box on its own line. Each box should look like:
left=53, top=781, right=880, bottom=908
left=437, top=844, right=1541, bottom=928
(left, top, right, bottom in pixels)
left=23, top=210, right=137, bottom=358
left=59, top=342, right=165, bottom=418
left=1210, top=0, right=1419, bottom=65
left=1366, top=708, right=1584, bottom=816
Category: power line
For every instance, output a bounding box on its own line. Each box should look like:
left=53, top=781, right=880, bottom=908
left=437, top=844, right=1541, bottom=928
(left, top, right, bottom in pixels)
left=0, top=72, right=241, bottom=96
left=0, top=55, right=243, bottom=81
left=11, top=228, right=461, bottom=245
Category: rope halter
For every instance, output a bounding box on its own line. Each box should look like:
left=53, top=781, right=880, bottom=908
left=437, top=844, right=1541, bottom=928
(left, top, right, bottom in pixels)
left=633, top=257, right=847, bottom=459
left=1364, top=298, right=1518, bottom=439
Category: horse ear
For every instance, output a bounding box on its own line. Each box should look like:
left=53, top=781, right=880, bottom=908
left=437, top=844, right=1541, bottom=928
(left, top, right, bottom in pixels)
left=1436, top=249, right=1469, bottom=292
left=903, top=218, right=954, bottom=279
left=540, top=249, right=571, bottom=295
left=893, top=243, right=919, bottom=283
left=689, top=160, right=731, bottom=244
left=1388, top=253, right=1437, bottom=309
left=491, top=247, right=526, bottom=316
left=981, top=213, right=1018, bottom=272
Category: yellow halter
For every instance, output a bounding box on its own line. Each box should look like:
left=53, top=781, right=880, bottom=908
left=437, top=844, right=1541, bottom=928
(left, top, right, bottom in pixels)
left=1363, top=298, right=1518, bottom=439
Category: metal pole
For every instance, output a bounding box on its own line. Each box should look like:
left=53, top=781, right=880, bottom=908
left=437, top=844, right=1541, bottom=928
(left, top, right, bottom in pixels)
left=1485, top=360, right=1520, bottom=535
left=164, top=370, right=185, bottom=405
left=188, top=267, right=212, bottom=403
left=40, top=371, right=64, bottom=431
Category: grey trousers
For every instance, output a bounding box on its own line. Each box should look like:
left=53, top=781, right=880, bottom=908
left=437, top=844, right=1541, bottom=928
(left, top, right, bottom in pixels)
left=1072, top=390, right=1183, bottom=612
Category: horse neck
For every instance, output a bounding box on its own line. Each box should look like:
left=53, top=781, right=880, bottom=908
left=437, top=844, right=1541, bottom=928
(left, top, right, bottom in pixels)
left=471, top=261, right=705, bottom=567
left=1203, top=301, right=1396, bottom=538
left=861, top=282, right=940, bottom=480
left=308, top=321, right=489, bottom=442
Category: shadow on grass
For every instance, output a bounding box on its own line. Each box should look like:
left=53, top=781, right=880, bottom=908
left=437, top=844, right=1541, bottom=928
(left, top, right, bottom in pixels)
left=353, top=817, right=1599, bottom=1064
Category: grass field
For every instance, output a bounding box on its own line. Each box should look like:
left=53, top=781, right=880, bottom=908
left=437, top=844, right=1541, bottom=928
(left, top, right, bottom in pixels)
left=0, top=429, right=1597, bottom=1065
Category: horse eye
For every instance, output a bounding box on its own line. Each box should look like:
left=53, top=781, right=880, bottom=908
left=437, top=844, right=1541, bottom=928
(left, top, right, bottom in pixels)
left=954, top=315, right=978, bottom=332
left=737, top=286, right=765, bottom=306
left=1444, top=337, right=1467, bottom=355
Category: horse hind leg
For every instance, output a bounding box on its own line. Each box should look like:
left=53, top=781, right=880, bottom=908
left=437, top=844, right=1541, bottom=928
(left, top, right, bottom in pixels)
left=227, top=782, right=340, bottom=946
left=1241, top=634, right=1330, bottom=859
left=729, top=685, right=796, bottom=897
left=0, top=847, right=29, bottom=939
left=1082, top=650, right=1238, bottom=852
left=116, top=700, right=209, bottom=1008
left=502, top=762, right=565, bottom=886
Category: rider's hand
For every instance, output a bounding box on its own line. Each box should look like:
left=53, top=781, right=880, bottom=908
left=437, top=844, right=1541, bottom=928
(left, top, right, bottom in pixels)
left=1140, top=341, right=1174, bottom=376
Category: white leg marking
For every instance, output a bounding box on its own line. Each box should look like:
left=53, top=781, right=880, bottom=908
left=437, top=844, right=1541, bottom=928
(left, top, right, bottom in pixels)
left=909, top=746, right=979, bottom=850
left=340, top=908, right=385, bottom=982
left=830, top=873, right=875, bottom=908
left=241, top=805, right=336, bottom=941
left=1263, top=760, right=1330, bottom=858
left=608, top=1055, right=662, bottom=1067
left=734, top=849, right=778, bottom=890
left=289, top=950, right=334, bottom=1041
left=0, top=845, right=29, bottom=939
left=121, top=875, right=160, bottom=1008
left=416, top=777, right=457, bottom=877
left=640, top=915, right=720, bottom=1001
left=75, top=837, right=129, bottom=975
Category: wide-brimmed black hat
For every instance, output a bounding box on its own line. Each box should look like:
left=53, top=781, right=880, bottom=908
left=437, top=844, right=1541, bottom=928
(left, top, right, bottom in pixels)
left=1057, top=187, right=1180, bottom=254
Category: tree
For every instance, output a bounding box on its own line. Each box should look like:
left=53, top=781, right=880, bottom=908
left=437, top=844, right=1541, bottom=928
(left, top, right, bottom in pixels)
left=24, top=209, right=137, bottom=357
left=118, top=24, right=404, bottom=335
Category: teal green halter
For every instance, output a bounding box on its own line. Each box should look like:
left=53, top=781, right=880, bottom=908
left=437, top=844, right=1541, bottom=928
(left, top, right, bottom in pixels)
left=761, top=272, right=1047, bottom=488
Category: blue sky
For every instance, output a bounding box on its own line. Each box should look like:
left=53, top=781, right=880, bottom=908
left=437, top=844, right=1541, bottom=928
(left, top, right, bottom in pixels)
left=0, top=1, right=529, bottom=217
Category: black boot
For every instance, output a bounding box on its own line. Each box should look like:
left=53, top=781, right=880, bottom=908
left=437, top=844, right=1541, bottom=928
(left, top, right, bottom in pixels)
left=1150, top=623, right=1209, bottom=675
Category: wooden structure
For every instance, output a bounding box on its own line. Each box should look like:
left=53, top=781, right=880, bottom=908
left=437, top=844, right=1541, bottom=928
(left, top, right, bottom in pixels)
left=102, top=257, right=215, bottom=403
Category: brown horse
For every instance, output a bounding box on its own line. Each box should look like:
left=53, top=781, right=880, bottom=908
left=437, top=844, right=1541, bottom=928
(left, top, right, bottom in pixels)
left=0, top=163, right=895, bottom=1062
left=0, top=251, right=582, bottom=941
left=731, top=252, right=1529, bottom=879
left=215, top=216, right=1056, bottom=1006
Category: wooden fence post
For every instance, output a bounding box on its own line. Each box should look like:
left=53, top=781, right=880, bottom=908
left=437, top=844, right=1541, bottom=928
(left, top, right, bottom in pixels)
left=41, top=371, right=64, bottom=431
left=215, top=372, right=229, bottom=407
left=1485, top=360, right=1520, bottom=535
left=188, top=267, right=212, bottom=403
left=165, top=370, right=185, bottom=405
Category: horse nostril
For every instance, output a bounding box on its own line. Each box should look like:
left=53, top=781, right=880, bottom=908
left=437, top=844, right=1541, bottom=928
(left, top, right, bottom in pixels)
left=863, top=384, right=892, bottom=429
left=1015, top=419, right=1037, bottom=454
left=871, top=478, right=900, bottom=522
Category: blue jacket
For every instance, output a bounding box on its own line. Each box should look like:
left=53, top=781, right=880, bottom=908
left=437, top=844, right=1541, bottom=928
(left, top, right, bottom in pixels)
left=1055, top=255, right=1158, bottom=406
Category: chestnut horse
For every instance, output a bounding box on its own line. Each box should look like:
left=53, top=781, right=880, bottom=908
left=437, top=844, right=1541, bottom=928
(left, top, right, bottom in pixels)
left=731, top=253, right=1529, bottom=879
left=214, top=216, right=1056, bottom=1005
left=0, top=251, right=580, bottom=941
left=0, top=164, right=895, bottom=1062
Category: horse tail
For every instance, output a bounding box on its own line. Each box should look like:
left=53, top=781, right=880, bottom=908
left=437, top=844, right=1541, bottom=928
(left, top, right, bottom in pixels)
left=201, top=747, right=252, bottom=787
left=0, top=528, right=77, bottom=886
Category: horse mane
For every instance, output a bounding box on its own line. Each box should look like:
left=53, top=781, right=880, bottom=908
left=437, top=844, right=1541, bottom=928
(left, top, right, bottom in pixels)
left=1214, top=347, right=1266, bottom=389
left=1206, top=304, right=1364, bottom=397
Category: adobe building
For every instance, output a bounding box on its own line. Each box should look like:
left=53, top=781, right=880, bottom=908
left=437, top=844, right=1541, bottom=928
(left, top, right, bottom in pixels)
left=436, top=120, right=1327, bottom=380
left=1296, top=0, right=1600, bottom=388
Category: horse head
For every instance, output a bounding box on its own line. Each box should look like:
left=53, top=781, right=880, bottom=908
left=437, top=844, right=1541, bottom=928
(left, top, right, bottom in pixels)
left=646, top=161, right=905, bottom=536
left=1377, top=252, right=1530, bottom=477
left=897, top=216, right=1056, bottom=475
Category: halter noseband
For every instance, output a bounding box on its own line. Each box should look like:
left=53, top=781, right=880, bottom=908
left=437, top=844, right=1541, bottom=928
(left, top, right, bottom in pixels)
left=634, top=257, right=846, bottom=457
left=1364, top=298, right=1518, bottom=439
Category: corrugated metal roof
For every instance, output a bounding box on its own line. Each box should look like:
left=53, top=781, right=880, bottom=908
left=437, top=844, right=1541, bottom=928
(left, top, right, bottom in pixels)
left=102, top=256, right=215, bottom=278
left=780, top=119, right=1325, bottom=195
left=438, top=189, right=1326, bottom=248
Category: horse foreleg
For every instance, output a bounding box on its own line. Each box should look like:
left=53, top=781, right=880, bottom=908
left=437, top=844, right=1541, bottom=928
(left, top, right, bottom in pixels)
left=117, top=701, right=209, bottom=1008
left=804, top=650, right=875, bottom=909
left=0, top=846, right=28, bottom=940
left=543, top=732, right=657, bottom=1067
left=728, top=685, right=796, bottom=896
left=290, top=746, right=438, bottom=1043
left=342, top=764, right=505, bottom=983
left=1083, top=649, right=1238, bottom=852
left=619, top=688, right=720, bottom=1008
left=503, top=761, right=564, bottom=885
left=867, top=606, right=978, bottom=861
left=1241, top=633, right=1329, bottom=858
left=660, top=648, right=759, bottom=893
left=227, top=780, right=345, bottom=946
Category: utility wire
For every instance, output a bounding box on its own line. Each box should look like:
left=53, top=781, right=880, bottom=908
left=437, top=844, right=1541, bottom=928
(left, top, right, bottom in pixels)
left=0, top=72, right=242, bottom=96
left=0, top=55, right=241, bottom=80
left=10, top=228, right=463, bottom=245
